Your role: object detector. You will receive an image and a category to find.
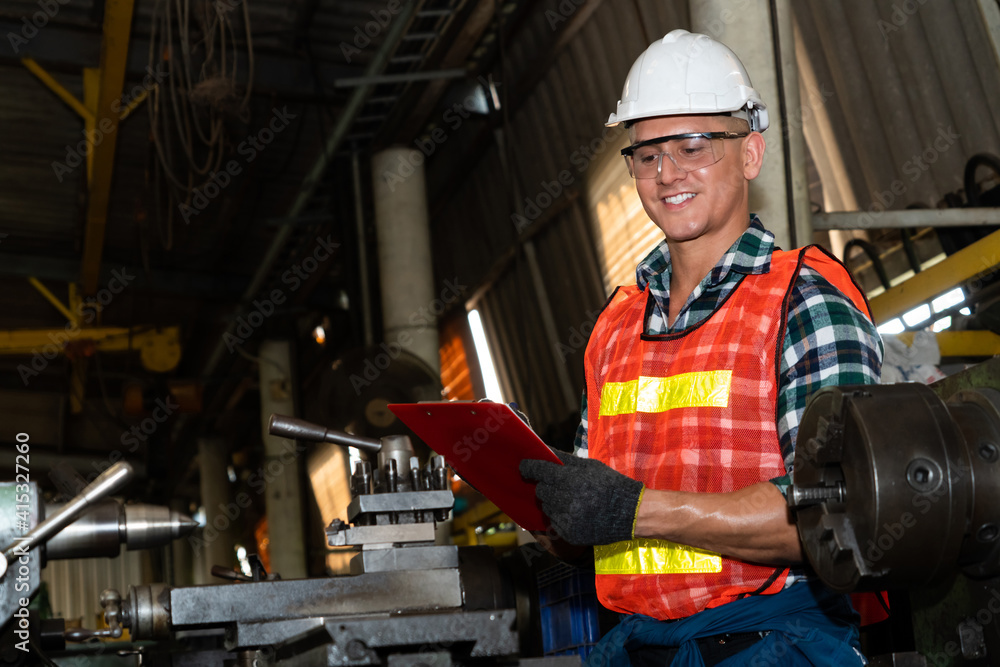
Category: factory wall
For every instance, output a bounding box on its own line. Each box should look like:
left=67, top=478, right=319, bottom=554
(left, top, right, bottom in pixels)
left=795, top=0, right=1000, bottom=217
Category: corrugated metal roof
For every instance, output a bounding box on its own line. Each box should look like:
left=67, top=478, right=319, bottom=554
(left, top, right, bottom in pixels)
left=0, top=65, right=86, bottom=249
left=795, top=0, right=1000, bottom=213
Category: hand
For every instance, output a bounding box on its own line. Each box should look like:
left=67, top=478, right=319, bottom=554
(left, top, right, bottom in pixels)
left=519, top=450, right=644, bottom=546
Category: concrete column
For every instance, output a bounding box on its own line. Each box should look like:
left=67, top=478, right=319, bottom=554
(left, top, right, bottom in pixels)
left=258, top=339, right=307, bottom=579
left=371, top=147, right=440, bottom=375
left=197, top=437, right=236, bottom=584
left=690, top=0, right=811, bottom=249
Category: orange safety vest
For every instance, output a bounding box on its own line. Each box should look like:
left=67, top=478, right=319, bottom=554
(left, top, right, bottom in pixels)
left=586, top=245, right=872, bottom=620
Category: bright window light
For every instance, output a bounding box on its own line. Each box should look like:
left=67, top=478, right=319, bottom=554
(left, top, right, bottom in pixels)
left=347, top=446, right=362, bottom=473
left=961, top=307, right=972, bottom=316
left=902, top=304, right=931, bottom=327
left=877, top=318, right=906, bottom=335
left=932, top=288, right=965, bottom=313
left=931, top=316, right=952, bottom=332
left=468, top=309, right=504, bottom=402
left=236, top=545, right=252, bottom=577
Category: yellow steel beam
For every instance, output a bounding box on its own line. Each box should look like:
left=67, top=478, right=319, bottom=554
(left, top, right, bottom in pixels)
left=83, top=67, right=100, bottom=184
left=119, top=87, right=150, bottom=120
left=27, top=278, right=79, bottom=325
left=0, top=326, right=181, bottom=373
left=897, top=330, right=1000, bottom=358
left=20, top=57, right=94, bottom=123
left=870, top=230, right=1000, bottom=324
left=80, top=0, right=136, bottom=294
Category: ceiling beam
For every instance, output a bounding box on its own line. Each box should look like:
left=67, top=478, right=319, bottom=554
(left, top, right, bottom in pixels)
left=79, top=0, right=136, bottom=294
left=0, top=21, right=359, bottom=99
left=390, top=0, right=497, bottom=144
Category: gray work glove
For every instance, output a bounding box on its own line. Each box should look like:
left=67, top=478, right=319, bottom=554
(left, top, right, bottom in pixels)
left=520, top=450, right=644, bottom=546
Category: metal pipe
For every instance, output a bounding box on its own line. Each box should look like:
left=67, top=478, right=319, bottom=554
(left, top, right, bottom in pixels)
left=268, top=414, right=382, bottom=454
left=352, top=152, right=374, bottom=347
left=814, top=207, right=1000, bottom=230
left=334, top=69, right=466, bottom=88
left=772, top=0, right=811, bottom=247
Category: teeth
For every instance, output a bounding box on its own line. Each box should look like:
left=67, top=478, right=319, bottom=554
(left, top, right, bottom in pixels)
left=664, top=193, right=695, bottom=205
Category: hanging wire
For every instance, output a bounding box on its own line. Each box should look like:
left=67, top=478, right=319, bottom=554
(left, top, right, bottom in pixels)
left=146, top=0, right=255, bottom=247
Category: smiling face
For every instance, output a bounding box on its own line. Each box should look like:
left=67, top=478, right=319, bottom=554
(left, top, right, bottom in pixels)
left=629, top=114, right=764, bottom=251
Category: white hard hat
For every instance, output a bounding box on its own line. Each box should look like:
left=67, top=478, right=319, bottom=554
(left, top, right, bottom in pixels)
left=607, top=29, right=768, bottom=132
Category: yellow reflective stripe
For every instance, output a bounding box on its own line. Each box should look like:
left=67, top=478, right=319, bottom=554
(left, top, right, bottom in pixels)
left=599, top=370, right=732, bottom=416
left=594, top=539, right=723, bottom=575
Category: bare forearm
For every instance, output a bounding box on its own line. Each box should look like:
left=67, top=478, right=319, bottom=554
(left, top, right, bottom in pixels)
left=633, top=482, right=803, bottom=565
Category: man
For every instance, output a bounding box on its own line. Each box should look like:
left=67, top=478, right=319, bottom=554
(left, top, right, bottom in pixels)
left=520, top=30, right=882, bottom=666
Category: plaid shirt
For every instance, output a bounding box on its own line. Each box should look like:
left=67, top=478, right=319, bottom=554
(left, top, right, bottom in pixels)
left=574, top=217, right=883, bottom=493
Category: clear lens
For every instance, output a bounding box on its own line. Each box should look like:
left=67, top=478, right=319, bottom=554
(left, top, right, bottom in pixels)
left=627, top=135, right=727, bottom=179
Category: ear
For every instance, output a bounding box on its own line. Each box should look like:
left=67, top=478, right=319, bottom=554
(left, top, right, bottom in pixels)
left=741, top=132, right=766, bottom=180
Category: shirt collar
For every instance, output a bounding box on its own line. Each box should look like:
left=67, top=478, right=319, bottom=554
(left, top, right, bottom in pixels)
left=635, top=215, right=774, bottom=291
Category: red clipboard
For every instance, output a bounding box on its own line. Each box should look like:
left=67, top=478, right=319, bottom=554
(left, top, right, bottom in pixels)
left=387, top=401, right=562, bottom=531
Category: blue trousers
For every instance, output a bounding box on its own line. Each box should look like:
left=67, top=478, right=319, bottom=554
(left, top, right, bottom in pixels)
left=585, top=580, right=865, bottom=667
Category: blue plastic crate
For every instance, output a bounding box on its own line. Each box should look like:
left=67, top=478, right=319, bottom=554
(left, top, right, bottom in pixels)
left=537, top=563, right=601, bottom=659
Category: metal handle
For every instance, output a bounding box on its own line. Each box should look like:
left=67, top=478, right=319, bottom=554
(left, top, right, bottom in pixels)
left=0, top=462, right=134, bottom=578
left=267, top=414, right=381, bottom=454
